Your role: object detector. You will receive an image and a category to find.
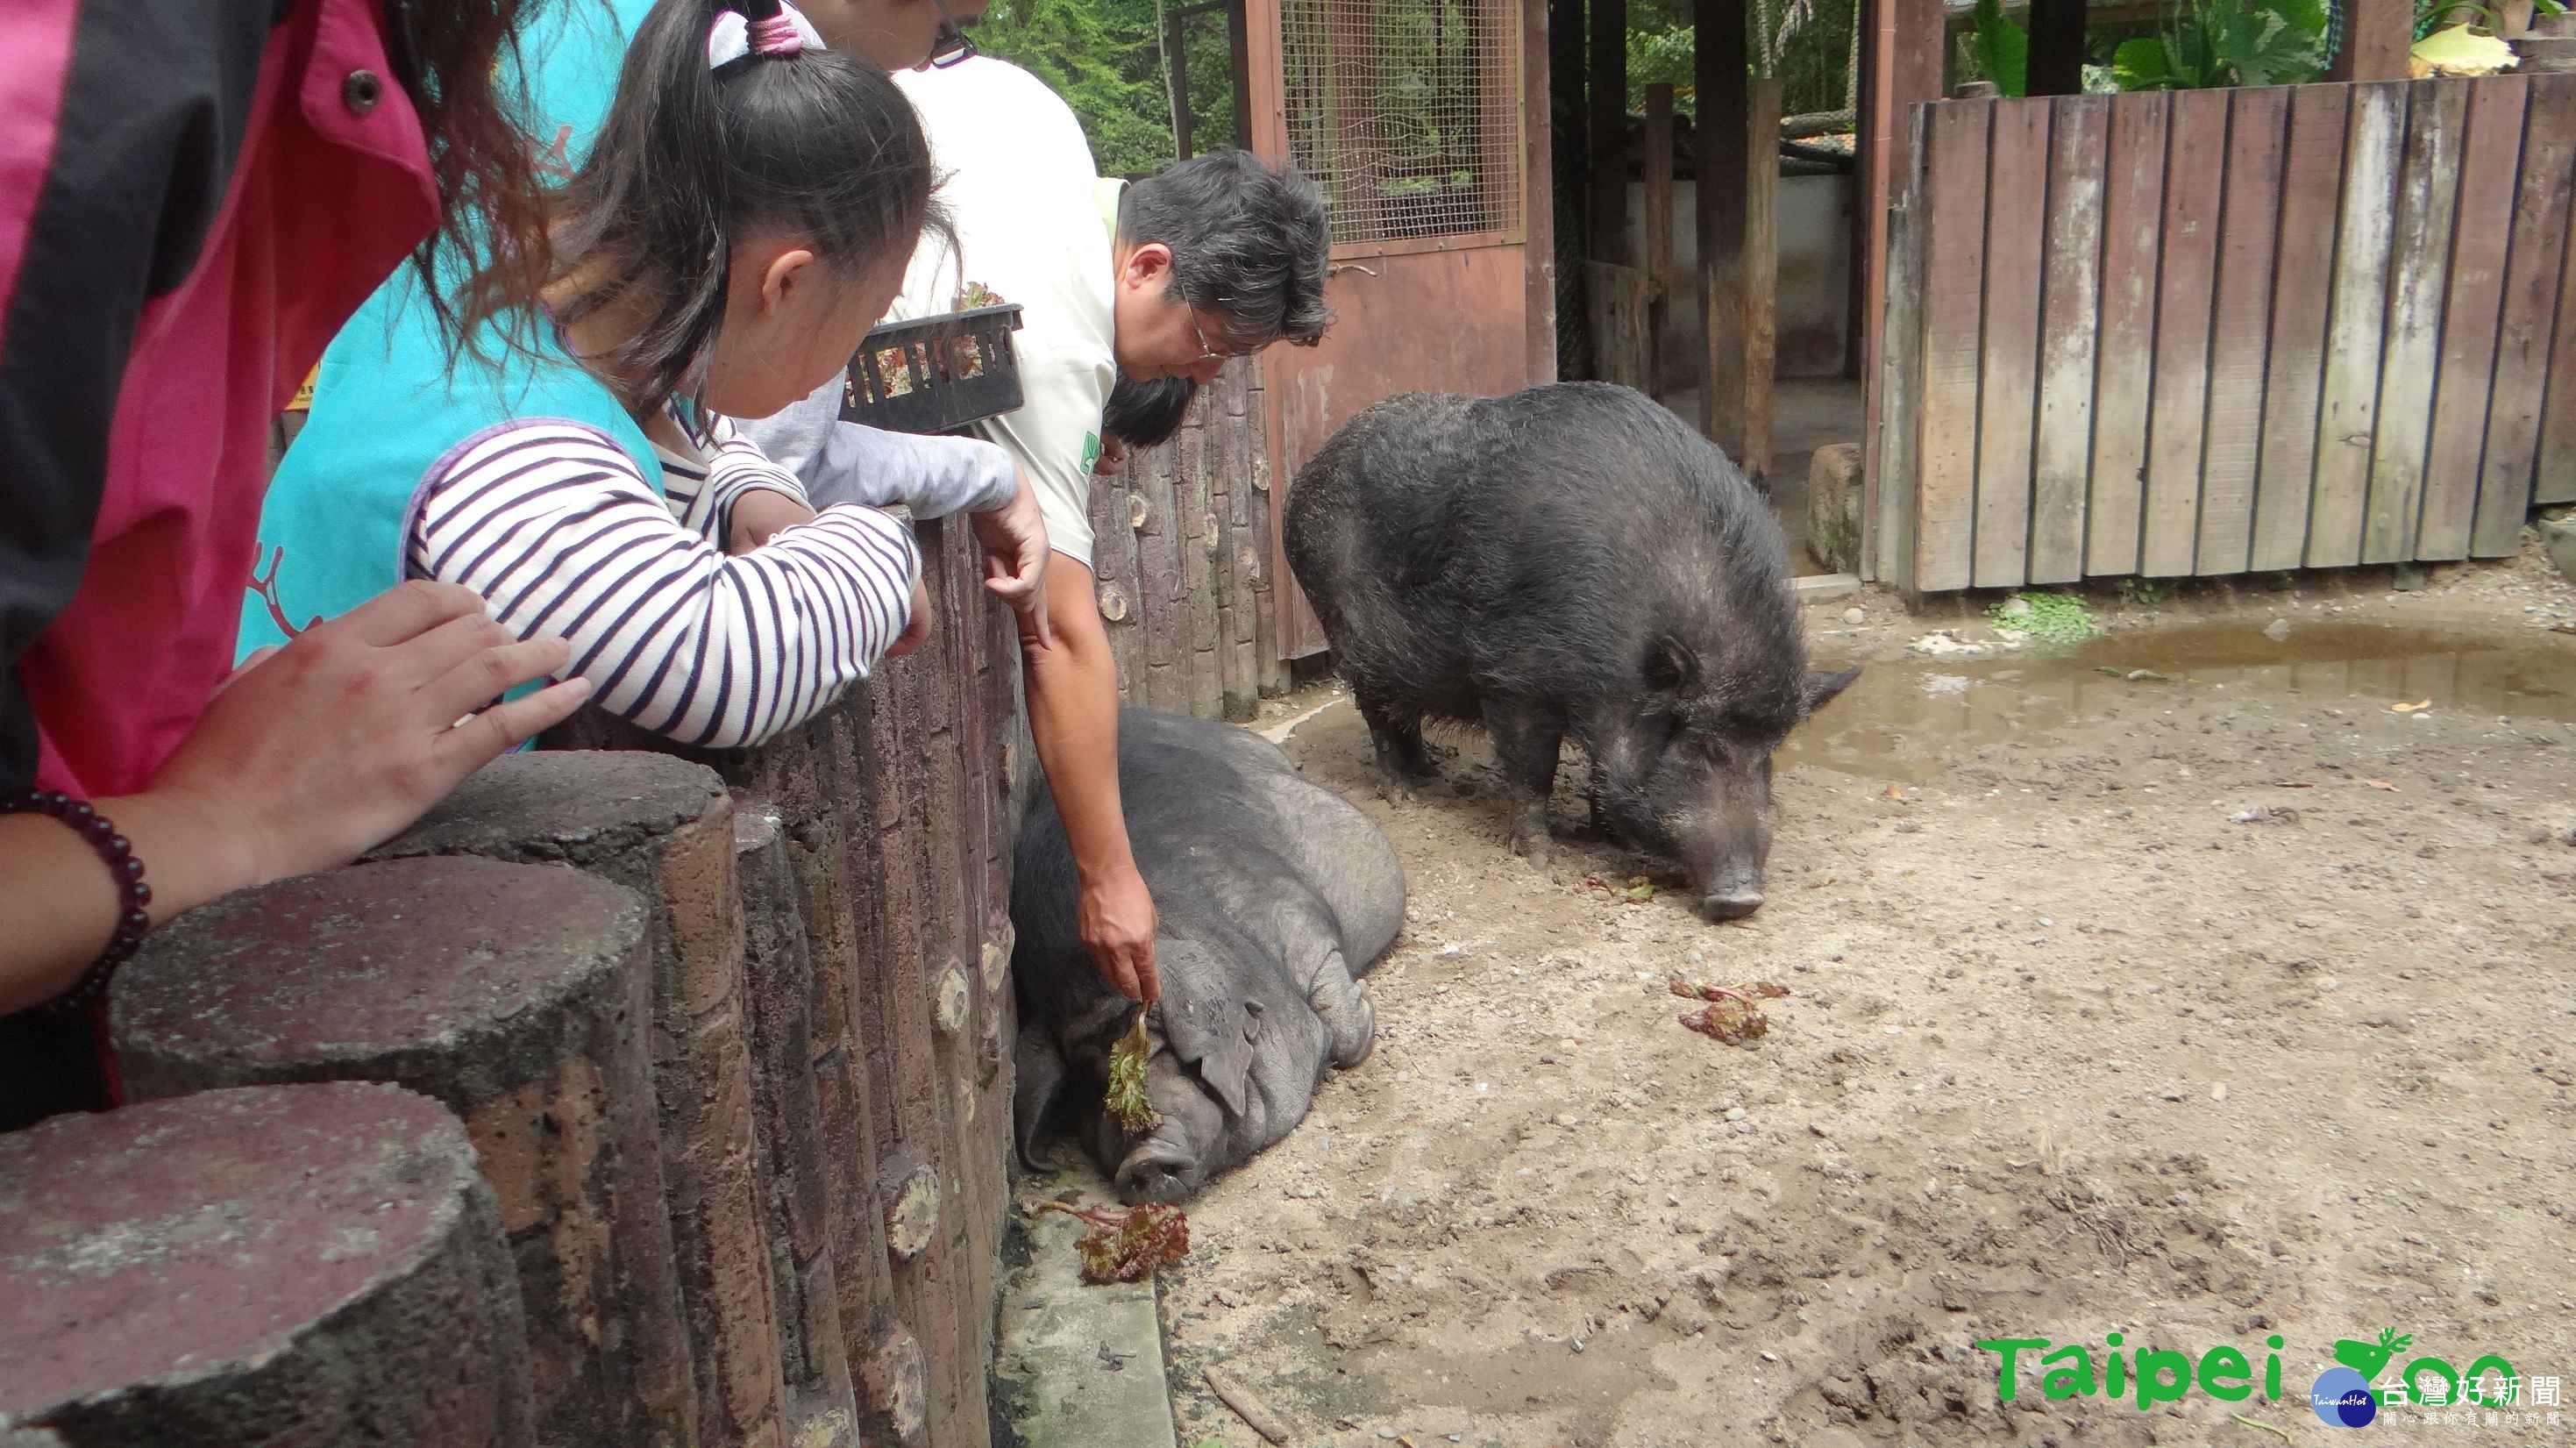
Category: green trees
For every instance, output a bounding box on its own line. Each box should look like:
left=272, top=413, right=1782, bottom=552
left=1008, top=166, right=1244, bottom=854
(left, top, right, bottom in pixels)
left=968, top=0, right=1242, bottom=175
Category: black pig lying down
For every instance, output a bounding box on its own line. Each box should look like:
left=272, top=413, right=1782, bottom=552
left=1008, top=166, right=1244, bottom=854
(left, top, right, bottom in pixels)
left=1283, top=381, right=1859, bottom=922
left=1011, top=707, right=1406, bottom=1203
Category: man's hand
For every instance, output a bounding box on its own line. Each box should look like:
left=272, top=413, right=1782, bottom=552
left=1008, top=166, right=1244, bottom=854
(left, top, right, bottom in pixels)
left=1093, top=435, right=1129, bottom=477
left=1078, top=863, right=1160, bottom=1002
left=729, top=487, right=818, bottom=553
left=970, top=475, right=1054, bottom=649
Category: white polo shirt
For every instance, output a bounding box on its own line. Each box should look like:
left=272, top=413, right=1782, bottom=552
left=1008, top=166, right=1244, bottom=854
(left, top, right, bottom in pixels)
left=888, top=56, right=1121, bottom=569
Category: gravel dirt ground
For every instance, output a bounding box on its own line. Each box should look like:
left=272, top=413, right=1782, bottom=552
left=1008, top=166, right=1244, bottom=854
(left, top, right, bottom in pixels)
left=1027, top=542, right=2576, bottom=1448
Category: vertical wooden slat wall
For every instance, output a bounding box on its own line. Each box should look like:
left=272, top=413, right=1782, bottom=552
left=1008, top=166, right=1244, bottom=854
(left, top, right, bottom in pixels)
left=2365, top=78, right=2467, bottom=564
left=2532, top=80, right=2576, bottom=510
left=1882, top=74, right=2576, bottom=594
left=1087, top=355, right=1288, bottom=721
left=1912, top=99, right=1991, bottom=592
left=2487, top=82, right=2576, bottom=537
left=2143, top=89, right=2227, bottom=577
left=1975, top=99, right=2049, bottom=588
left=2032, top=95, right=2109, bottom=583
left=2252, top=84, right=2351, bottom=571
left=2421, top=76, right=2527, bottom=559
left=2198, top=85, right=2288, bottom=575
left=2085, top=90, right=2168, bottom=577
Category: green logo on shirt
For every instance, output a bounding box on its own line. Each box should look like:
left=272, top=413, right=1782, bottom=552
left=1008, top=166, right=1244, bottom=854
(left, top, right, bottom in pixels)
left=1082, top=432, right=1102, bottom=474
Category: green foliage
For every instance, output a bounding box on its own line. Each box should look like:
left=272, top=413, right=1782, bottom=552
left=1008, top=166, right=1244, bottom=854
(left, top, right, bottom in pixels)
left=1968, top=0, right=2327, bottom=94
left=2109, top=34, right=2180, bottom=86
left=2107, top=0, right=2330, bottom=89
left=1032, top=1199, right=1192, bottom=1282
left=1987, top=591, right=2100, bottom=645
left=1967, top=0, right=2032, bottom=96
left=1622, top=0, right=1862, bottom=121
left=1628, top=24, right=1699, bottom=116
left=1107, top=1011, right=1158, bottom=1133
left=2411, top=0, right=2537, bottom=39
left=971, top=0, right=1179, bottom=176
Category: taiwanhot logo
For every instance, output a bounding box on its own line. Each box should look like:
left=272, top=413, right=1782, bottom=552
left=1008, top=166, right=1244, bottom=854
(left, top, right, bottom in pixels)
left=2310, top=1367, right=2378, bottom=1428
left=2311, top=1330, right=2409, bottom=1428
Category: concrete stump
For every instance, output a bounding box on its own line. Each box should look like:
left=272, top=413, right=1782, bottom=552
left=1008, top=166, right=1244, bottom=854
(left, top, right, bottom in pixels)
left=736, top=808, right=863, bottom=1448
left=378, top=753, right=787, bottom=1448
left=721, top=732, right=909, bottom=1420
left=0, top=1082, right=533, bottom=1447
left=1806, top=441, right=1865, bottom=575
left=2542, top=514, right=2576, bottom=580
left=110, top=857, right=690, bottom=1448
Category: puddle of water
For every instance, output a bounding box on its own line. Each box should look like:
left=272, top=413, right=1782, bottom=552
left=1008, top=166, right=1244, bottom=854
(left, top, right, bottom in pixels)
left=1344, top=1328, right=1676, bottom=1444
left=1787, top=621, right=2576, bottom=782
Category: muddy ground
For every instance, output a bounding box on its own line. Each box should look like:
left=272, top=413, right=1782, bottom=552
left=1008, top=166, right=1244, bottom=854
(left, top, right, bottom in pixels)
left=1030, top=545, right=2576, bottom=1448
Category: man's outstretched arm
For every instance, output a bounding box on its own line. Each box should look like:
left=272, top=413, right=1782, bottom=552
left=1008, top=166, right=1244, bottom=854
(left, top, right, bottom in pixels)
left=1021, top=555, right=1159, bottom=1003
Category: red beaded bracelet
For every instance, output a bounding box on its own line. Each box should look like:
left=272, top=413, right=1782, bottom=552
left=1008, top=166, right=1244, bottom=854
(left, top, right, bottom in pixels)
left=3, top=790, right=153, bottom=1013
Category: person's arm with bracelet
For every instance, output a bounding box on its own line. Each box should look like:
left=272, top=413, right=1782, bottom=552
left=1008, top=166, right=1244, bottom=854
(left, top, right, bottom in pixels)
left=0, top=586, right=587, bottom=1015
left=0, top=4, right=587, bottom=1018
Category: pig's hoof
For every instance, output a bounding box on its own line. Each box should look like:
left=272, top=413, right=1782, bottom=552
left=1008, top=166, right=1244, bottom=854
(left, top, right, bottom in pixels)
left=1378, top=776, right=1420, bottom=804
left=1326, top=997, right=1377, bottom=1069
left=1510, top=827, right=1553, bottom=868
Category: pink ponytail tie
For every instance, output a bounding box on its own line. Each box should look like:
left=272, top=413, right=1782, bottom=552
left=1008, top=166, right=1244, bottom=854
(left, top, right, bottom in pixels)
left=747, top=12, right=802, bottom=54
left=708, top=1, right=821, bottom=68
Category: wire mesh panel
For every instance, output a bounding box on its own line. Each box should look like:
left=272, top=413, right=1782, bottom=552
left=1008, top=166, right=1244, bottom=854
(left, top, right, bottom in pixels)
left=1279, top=0, right=1526, bottom=245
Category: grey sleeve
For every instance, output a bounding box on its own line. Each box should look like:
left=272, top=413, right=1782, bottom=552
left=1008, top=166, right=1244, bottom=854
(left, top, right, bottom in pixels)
left=731, top=376, right=843, bottom=486
left=732, top=375, right=1020, bottom=519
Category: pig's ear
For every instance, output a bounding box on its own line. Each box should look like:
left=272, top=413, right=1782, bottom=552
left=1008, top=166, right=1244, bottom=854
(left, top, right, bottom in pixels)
left=1802, top=666, right=1861, bottom=717
left=1163, top=995, right=1256, bottom=1120
left=1645, top=635, right=1699, bottom=694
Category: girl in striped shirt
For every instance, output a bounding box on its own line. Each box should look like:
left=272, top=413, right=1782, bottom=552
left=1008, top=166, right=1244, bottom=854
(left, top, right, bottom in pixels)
left=247, top=0, right=1051, bottom=751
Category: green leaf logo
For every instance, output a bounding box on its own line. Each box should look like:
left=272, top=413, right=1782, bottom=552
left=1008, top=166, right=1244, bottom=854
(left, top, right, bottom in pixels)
left=2332, top=1327, right=2413, bottom=1382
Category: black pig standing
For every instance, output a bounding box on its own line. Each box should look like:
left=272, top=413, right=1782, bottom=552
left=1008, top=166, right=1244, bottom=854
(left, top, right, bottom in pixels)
left=1012, top=707, right=1405, bottom=1203
left=1284, top=382, right=1857, bottom=920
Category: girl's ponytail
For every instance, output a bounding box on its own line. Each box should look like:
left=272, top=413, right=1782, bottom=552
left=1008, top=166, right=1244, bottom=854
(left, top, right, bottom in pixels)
left=465, top=0, right=942, bottom=408
left=707, top=0, right=818, bottom=65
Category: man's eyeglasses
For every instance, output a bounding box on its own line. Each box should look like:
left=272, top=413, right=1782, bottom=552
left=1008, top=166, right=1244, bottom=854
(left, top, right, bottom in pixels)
left=926, top=0, right=977, bottom=68
left=1190, top=309, right=1259, bottom=362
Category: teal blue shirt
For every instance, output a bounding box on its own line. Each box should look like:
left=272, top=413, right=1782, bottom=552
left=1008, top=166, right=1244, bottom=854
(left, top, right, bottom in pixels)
left=239, top=0, right=661, bottom=662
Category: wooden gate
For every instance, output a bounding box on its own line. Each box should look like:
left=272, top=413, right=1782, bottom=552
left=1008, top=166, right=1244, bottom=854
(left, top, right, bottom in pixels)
left=1873, top=75, right=2576, bottom=595
left=1247, top=0, right=1555, bottom=657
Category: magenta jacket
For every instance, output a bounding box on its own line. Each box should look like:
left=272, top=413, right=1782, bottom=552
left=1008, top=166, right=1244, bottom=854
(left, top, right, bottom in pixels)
left=0, top=0, right=442, bottom=1126
left=0, top=0, right=440, bottom=801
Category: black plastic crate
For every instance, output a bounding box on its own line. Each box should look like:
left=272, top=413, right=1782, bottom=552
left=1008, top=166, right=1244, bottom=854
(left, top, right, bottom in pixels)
left=840, top=303, right=1026, bottom=435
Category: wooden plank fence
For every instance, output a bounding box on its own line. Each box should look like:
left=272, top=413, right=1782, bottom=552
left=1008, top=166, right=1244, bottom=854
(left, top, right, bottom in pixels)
left=1091, top=356, right=1292, bottom=718
left=1876, top=75, right=2576, bottom=595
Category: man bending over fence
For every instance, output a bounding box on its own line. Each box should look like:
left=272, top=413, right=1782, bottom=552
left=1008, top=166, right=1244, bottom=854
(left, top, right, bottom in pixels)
left=745, top=53, right=1332, bottom=1010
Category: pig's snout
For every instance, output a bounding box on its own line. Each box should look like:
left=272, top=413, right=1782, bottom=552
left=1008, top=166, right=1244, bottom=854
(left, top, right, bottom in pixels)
left=1699, top=865, right=1765, bottom=920
left=1701, top=888, right=1765, bottom=919
left=1114, top=1142, right=1205, bottom=1204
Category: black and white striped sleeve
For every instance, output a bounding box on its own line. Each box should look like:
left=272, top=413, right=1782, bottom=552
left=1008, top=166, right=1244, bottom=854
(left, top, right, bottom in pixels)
left=409, top=420, right=922, bottom=750
left=666, top=412, right=813, bottom=545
